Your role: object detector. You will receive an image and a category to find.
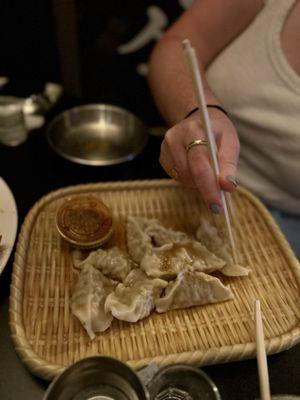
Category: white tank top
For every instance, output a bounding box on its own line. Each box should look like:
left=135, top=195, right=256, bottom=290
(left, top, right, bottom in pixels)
left=206, top=0, right=300, bottom=213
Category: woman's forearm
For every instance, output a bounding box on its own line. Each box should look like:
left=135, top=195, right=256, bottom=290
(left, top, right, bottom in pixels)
left=148, top=0, right=262, bottom=126
left=148, top=35, right=219, bottom=126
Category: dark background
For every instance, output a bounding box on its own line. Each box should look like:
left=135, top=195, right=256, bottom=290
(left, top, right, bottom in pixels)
left=0, top=1, right=59, bottom=96
left=0, top=0, right=190, bottom=125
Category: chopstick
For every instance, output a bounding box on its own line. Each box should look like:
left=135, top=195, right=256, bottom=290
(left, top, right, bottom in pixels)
left=254, top=299, right=271, bottom=400
left=181, top=39, right=237, bottom=263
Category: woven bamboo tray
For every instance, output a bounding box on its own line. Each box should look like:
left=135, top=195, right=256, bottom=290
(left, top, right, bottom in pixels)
left=9, top=179, right=300, bottom=380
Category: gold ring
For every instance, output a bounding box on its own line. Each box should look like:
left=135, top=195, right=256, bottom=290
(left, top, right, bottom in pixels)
left=186, top=139, right=208, bottom=153
left=170, top=166, right=179, bottom=180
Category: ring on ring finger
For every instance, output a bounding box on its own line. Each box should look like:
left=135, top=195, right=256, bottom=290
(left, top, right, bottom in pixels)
left=169, top=165, right=179, bottom=180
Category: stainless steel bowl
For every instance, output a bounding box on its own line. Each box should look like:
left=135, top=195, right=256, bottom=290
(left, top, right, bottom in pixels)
left=43, top=356, right=149, bottom=400
left=46, top=104, right=148, bottom=166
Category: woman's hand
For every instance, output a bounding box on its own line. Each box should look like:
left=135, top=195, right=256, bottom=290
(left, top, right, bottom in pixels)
left=159, top=107, right=240, bottom=213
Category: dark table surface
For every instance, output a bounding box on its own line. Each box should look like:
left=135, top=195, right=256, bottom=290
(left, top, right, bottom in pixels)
left=0, top=98, right=300, bottom=400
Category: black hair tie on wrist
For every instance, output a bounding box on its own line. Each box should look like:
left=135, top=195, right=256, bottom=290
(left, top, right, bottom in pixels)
left=184, top=104, right=229, bottom=119
left=184, top=107, right=199, bottom=119
left=207, top=104, right=229, bottom=117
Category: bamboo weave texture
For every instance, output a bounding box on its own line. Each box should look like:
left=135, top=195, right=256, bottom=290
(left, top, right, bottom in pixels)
left=9, top=180, right=300, bottom=380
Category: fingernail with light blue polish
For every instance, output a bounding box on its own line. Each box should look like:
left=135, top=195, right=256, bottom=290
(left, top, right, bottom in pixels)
left=227, top=175, right=238, bottom=187
left=210, top=203, right=222, bottom=214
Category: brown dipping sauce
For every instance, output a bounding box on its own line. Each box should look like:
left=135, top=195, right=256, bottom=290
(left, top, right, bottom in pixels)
left=56, top=195, right=113, bottom=248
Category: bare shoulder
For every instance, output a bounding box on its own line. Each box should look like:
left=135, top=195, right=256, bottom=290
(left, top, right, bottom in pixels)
left=164, top=0, right=264, bottom=65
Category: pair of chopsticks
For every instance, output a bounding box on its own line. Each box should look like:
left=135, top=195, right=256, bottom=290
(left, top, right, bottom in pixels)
left=182, top=39, right=237, bottom=264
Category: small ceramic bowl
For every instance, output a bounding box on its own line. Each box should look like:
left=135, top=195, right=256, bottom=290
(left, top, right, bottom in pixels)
left=56, top=195, right=113, bottom=249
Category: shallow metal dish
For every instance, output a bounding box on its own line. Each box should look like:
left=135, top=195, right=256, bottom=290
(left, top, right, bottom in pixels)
left=47, top=104, right=148, bottom=166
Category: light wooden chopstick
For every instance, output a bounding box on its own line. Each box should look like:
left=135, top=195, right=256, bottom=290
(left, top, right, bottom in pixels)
left=181, top=38, right=237, bottom=263
left=254, top=299, right=271, bottom=400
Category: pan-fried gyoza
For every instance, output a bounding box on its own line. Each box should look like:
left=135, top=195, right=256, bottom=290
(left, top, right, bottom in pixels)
left=70, top=216, right=249, bottom=339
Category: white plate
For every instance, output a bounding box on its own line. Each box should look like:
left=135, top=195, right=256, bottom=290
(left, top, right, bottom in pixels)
left=0, top=177, right=18, bottom=275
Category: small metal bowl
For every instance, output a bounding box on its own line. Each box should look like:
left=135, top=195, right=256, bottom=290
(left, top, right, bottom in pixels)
left=47, top=104, right=148, bottom=166
left=43, top=356, right=149, bottom=400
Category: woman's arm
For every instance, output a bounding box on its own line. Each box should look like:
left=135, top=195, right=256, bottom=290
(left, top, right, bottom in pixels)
left=148, top=0, right=263, bottom=124
left=148, top=0, right=263, bottom=212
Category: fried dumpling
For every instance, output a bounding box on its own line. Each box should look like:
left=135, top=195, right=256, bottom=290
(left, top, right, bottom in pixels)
left=126, top=216, right=153, bottom=263
left=126, top=216, right=189, bottom=262
left=140, top=247, right=193, bottom=280
left=141, top=240, right=226, bottom=280
left=186, top=240, right=226, bottom=272
left=105, top=269, right=168, bottom=322
left=143, top=218, right=189, bottom=248
left=72, top=246, right=133, bottom=281
left=71, top=263, right=117, bottom=339
left=155, top=269, right=233, bottom=313
left=196, top=218, right=251, bottom=277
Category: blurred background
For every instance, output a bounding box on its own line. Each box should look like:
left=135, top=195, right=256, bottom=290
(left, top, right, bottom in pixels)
left=0, top=0, right=192, bottom=126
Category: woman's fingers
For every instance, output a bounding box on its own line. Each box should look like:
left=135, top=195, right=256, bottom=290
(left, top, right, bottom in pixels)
left=160, top=126, right=197, bottom=187
left=217, top=120, right=240, bottom=192
left=159, top=139, right=179, bottom=180
left=160, top=119, right=223, bottom=209
left=186, top=144, right=222, bottom=211
left=159, top=113, right=240, bottom=212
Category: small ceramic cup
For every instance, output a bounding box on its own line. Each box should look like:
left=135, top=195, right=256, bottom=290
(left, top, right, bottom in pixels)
left=0, top=96, right=28, bottom=146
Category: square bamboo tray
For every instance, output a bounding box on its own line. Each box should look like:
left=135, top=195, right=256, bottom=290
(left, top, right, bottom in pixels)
left=9, top=179, right=300, bottom=380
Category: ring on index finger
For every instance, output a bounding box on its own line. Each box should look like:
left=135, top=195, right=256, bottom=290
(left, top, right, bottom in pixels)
left=186, top=139, right=208, bottom=153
